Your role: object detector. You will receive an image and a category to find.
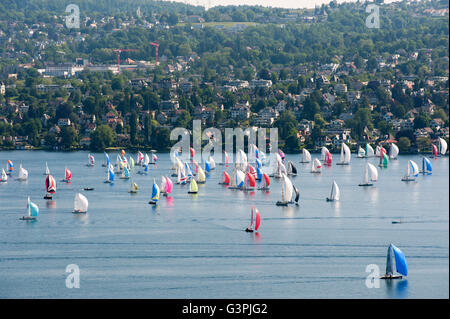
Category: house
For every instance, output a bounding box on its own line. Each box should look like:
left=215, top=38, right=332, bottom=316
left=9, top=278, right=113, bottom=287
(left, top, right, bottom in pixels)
left=0, top=82, right=5, bottom=95
left=57, top=118, right=71, bottom=126
left=250, top=79, right=272, bottom=88
left=334, top=83, right=347, bottom=94
left=254, top=107, right=279, bottom=126
left=160, top=100, right=179, bottom=112
left=230, top=102, right=251, bottom=120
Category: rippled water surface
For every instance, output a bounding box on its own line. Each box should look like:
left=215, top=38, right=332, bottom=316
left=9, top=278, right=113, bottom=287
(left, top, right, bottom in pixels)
left=0, top=151, right=448, bottom=298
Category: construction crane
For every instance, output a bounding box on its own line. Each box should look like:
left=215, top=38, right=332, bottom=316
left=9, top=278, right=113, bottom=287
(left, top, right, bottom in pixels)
left=149, top=42, right=159, bottom=65
left=113, top=49, right=137, bottom=74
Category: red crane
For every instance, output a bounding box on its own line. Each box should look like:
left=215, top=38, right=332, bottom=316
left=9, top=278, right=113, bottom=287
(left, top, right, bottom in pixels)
left=113, top=49, right=137, bottom=74
left=149, top=42, right=159, bottom=65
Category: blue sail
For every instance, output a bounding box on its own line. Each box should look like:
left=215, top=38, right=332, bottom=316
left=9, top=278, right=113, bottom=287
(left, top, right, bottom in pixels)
left=151, top=183, right=160, bottom=201
left=205, top=161, right=211, bottom=173
left=256, top=158, right=262, bottom=169
left=392, top=244, right=408, bottom=276
left=109, top=168, right=115, bottom=181
left=423, top=157, right=432, bottom=174
left=144, top=164, right=148, bottom=172
left=30, top=202, right=39, bottom=217
left=237, top=180, right=244, bottom=188
left=256, top=166, right=263, bottom=181
left=124, top=167, right=130, bottom=178
left=255, top=149, right=259, bottom=159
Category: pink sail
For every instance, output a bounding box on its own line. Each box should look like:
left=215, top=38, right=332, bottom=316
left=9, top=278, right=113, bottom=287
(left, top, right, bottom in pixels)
left=165, top=176, right=173, bottom=194
left=153, top=154, right=158, bottom=162
left=65, top=168, right=72, bottom=181
left=325, top=151, right=332, bottom=166
left=432, top=144, right=438, bottom=157
left=190, top=147, right=195, bottom=159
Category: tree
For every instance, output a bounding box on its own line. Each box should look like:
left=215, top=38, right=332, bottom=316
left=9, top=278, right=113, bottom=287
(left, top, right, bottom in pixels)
left=129, top=111, right=138, bottom=144
left=90, top=125, right=115, bottom=151
left=60, top=126, right=78, bottom=149
left=397, top=137, right=411, bottom=153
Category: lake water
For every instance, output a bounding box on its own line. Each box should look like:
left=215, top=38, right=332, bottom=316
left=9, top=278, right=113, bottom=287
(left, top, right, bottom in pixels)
left=0, top=151, right=448, bottom=298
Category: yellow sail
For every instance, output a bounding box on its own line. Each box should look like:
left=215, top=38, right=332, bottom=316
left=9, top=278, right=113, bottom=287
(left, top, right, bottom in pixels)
left=197, top=166, right=206, bottom=183
left=189, top=178, right=198, bottom=193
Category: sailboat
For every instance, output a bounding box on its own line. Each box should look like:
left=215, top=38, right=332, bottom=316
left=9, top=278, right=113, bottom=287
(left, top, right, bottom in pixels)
left=129, top=181, right=139, bottom=194
left=62, top=167, right=72, bottom=182
left=324, top=149, right=332, bottom=166
left=243, top=172, right=256, bottom=191
left=379, top=151, right=389, bottom=168
left=336, top=142, right=351, bottom=165
left=326, top=180, right=340, bottom=202
left=270, top=153, right=285, bottom=178
left=359, top=163, right=378, bottom=186
left=165, top=176, right=173, bottom=196
left=20, top=197, right=38, bottom=220
left=258, top=173, right=270, bottom=191
left=245, top=207, right=261, bottom=233
left=143, top=153, right=150, bottom=167
left=44, top=174, right=56, bottom=200
left=366, top=144, right=375, bottom=157
left=129, top=157, right=135, bottom=170
left=219, top=171, right=231, bottom=185
left=380, top=244, right=408, bottom=279
left=208, top=155, right=216, bottom=170
left=137, top=151, right=144, bottom=166
left=287, top=161, right=297, bottom=176
left=401, top=160, right=419, bottom=182
left=278, top=149, right=285, bottom=161
left=73, top=193, right=88, bottom=213
left=300, top=148, right=311, bottom=163
left=188, top=178, right=198, bottom=194
left=150, top=152, right=158, bottom=165
left=389, top=143, right=399, bottom=160
left=87, top=154, right=95, bottom=167
left=176, top=163, right=187, bottom=184
left=17, top=164, right=28, bottom=181
left=6, top=160, right=14, bottom=175
left=431, top=144, right=438, bottom=158
left=357, top=146, right=366, bottom=158
left=420, top=156, right=432, bottom=175
left=149, top=179, right=160, bottom=204
left=438, top=137, right=447, bottom=155
left=321, top=147, right=329, bottom=161
left=103, top=152, right=110, bottom=167
left=0, top=168, right=8, bottom=182
left=311, top=158, right=322, bottom=173
left=204, top=160, right=211, bottom=174
left=229, top=168, right=245, bottom=189
left=44, top=162, right=50, bottom=175
left=197, top=165, right=206, bottom=184
left=292, top=184, right=300, bottom=205
left=104, top=164, right=115, bottom=183
left=276, top=174, right=294, bottom=206
left=120, top=166, right=130, bottom=179
left=236, top=149, right=248, bottom=171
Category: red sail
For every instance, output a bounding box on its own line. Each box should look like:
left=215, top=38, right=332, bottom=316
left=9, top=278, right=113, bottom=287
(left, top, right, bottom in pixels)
left=432, top=144, right=438, bottom=157
left=255, top=209, right=261, bottom=231
left=246, top=172, right=256, bottom=187
left=222, top=171, right=231, bottom=184
left=65, top=168, right=72, bottom=181
left=46, top=175, right=56, bottom=194
left=263, top=173, right=270, bottom=187
left=190, top=147, right=195, bottom=158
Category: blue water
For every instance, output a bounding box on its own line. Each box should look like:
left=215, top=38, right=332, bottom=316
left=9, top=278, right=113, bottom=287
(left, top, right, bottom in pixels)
left=0, top=151, right=448, bottom=298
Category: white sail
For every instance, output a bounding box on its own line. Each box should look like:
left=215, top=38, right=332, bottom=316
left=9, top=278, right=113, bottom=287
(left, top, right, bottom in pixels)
left=1, top=168, right=7, bottom=181
left=331, top=181, right=340, bottom=201
left=208, top=155, right=216, bottom=169
left=357, top=146, right=366, bottom=158
left=74, top=193, right=88, bottom=212
left=45, top=162, right=50, bottom=175
left=281, top=174, right=294, bottom=203
left=366, top=144, right=375, bottom=157
left=236, top=149, right=248, bottom=171
left=389, top=143, right=399, bottom=159
left=410, top=160, right=419, bottom=176
left=439, top=138, right=447, bottom=155
left=375, top=145, right=381, bottom=157
left=144, top=153, right=150, bottom=166
left=363, top=164, right=370, bottom=184
left=230, top=168, right=237, bottom=187
left=312, top=158, right=322, bottom=173
left=160, top=176, right=167, bottom=193
left=279, top=162, right=287, bottom=175
left=321, top=147, right=329, bottom=161
left=18, top=164, right=28, bottom=180
left=302, top=148, right=311, bottom=162
left=367, top=163, right=378, bottom=181
left=236, top=169, right=245, bottom=187
left=342, top=143, right=351, bottom=163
